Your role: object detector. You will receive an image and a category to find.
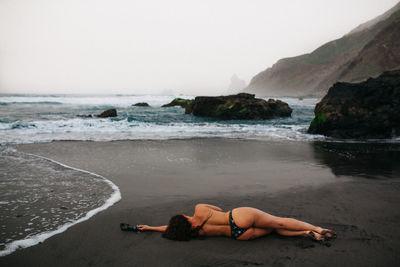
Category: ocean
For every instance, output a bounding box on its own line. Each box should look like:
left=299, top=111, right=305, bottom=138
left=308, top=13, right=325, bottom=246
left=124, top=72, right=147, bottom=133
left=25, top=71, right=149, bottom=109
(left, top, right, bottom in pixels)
left=0, top=94, right=323, bottom=144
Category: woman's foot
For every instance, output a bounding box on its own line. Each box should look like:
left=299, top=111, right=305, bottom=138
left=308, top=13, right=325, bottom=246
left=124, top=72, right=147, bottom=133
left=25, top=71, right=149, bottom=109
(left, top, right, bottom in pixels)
left=308, top=231, right=325, bottom=241
left=321, top=229, right=337, bottom=239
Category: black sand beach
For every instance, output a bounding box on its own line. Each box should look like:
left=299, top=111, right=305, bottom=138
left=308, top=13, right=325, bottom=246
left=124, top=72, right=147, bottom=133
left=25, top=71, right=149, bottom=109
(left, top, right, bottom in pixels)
left=1, top=139, right=400, bottom=266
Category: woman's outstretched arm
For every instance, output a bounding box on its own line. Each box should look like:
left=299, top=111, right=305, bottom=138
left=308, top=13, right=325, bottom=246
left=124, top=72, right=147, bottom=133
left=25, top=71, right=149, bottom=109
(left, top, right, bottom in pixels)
left=137, top=225, right=167, bottom=232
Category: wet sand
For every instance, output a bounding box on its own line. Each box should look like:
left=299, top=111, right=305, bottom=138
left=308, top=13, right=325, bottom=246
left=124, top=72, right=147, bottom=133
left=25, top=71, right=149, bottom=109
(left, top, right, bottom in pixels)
left=1, top=139, right=400, bottom=266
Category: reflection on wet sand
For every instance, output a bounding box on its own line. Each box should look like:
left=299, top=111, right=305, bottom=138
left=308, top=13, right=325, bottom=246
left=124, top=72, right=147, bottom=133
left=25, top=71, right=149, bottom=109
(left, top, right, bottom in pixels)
left=311, top=141, right=400, bottom=179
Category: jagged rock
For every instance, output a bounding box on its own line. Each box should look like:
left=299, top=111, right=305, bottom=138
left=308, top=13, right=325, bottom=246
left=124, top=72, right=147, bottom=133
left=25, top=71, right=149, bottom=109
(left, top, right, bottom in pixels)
left=185, top=93, right=292, bottom=120
left=133, top=102, right=150, bottom=107
left=97, top=109, right=117, bottom=118
left=162, top=98, right=193, bottom=110
left=308, top=70, right=400, bottom=138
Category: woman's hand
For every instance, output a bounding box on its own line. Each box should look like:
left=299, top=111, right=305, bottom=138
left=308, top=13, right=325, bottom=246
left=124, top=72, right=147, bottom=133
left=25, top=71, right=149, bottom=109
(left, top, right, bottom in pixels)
left=137, top=225, right=151, bottom=231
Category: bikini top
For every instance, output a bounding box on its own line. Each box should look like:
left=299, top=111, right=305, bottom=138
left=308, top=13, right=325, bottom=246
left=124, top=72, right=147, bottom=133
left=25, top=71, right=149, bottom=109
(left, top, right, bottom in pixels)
left=192, top=210, right=213, bottom=236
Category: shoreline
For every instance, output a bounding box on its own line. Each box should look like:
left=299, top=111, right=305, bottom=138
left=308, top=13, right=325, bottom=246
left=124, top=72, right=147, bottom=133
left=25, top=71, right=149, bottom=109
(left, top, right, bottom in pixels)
left=0, top=148, right=121, bottom=257
left=2, top=133, right=400, bottom=149
left=1, top=139, right=400, bottom=266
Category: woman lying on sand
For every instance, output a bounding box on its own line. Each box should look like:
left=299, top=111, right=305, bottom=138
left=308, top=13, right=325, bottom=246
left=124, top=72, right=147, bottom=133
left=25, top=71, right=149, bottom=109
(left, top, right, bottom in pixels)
left=120, top=204, right=336, bottom=241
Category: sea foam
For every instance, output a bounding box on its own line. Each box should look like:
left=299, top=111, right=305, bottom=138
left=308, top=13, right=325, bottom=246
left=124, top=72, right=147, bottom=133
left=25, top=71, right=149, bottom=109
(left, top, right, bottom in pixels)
left=0, top=147, right=121, bottom=257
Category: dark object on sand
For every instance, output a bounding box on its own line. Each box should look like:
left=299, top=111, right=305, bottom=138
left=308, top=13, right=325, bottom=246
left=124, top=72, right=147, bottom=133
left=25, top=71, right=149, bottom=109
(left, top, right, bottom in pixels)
left=97, top=109, right=117, bottom=118
left=133, top=102, right=150, bottom=107
left=296, top=240, right=315, bottom=249
left=185, top=93, right=292, bottom=120
left=308, top=70, right=400, bottom=138
left=120, top=223, right=142, bottom=232
left=162, top=98, right=193, bottom=111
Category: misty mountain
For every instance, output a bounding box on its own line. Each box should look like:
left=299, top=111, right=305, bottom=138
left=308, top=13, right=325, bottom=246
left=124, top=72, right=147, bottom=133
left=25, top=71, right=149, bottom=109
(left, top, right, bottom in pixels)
left=246, top=2, right=400, bottom=97
left=226, top=74, right=247, bottom=94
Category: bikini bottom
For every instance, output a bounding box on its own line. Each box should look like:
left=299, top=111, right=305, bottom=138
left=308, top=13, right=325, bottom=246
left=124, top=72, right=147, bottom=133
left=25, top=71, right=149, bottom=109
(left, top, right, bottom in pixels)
left=229, top=211, right=249, bottom=239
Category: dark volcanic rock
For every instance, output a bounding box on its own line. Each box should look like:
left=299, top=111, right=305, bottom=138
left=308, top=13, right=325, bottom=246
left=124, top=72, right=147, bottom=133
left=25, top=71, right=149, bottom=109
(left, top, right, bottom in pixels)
left=133, top=102, right=150, bottom=107
left=185, top=93, right=292, bottom=120
left=162, top=98, right=193, bottom=110
left=77, top=114, right=93, bottom=118
left=97, top=109, right=117, bottom=118
left=308, top=70, right=400, bottom=138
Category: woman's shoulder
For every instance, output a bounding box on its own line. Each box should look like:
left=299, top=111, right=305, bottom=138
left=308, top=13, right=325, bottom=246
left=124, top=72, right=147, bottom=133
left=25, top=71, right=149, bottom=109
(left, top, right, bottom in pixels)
left=195, top=203, right=209, bottom=210
left=194, top=205, right=211, bottom=219
left=194, top=204, right=225, bottom=218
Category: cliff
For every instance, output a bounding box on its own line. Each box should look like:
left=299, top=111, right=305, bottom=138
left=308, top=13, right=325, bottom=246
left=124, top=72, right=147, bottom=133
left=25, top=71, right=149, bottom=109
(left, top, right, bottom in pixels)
left=246, top=2, right=400, bottom=97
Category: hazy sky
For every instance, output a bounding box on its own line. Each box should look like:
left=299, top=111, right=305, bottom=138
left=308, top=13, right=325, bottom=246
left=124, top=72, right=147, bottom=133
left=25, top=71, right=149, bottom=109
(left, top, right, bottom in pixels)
left=0, top=0, right=398, bottom=95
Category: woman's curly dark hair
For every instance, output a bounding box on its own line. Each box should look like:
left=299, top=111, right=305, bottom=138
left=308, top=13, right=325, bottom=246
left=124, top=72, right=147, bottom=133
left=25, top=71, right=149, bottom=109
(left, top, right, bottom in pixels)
left=162, top=215, right=203, bottom=241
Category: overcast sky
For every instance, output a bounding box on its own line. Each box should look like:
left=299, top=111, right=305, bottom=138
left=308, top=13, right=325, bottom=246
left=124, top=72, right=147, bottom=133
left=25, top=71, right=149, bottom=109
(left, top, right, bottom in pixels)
left=0, top=0, right=398, bottom=95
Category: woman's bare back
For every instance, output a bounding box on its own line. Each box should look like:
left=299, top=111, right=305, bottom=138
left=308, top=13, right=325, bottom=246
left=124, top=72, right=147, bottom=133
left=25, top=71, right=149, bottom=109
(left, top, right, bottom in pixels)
left=193, top=204, right=229, bottom=225
left=192, top=204, right=233, bottom=237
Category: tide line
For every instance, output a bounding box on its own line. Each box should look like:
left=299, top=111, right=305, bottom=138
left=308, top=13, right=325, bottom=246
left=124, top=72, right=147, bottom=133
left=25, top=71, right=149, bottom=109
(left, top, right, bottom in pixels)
left=0, top=148, right=122, bottom=257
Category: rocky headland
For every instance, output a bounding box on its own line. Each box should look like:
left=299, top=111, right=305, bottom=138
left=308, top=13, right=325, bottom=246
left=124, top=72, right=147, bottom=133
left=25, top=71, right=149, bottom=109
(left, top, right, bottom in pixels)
left=246, top=3, right=400, bottom=97
left=308, top=70, right=400, bottom=138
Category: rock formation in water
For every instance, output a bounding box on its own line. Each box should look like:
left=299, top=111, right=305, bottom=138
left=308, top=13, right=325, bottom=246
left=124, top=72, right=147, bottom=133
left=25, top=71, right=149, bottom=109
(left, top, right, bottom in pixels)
left=97, top=109, right=117, bottom=118
left=227, top=74, right=247, bottom=94
left=133, top=102, right=150, bottom=107
left=246, top=2, right=400, bottom=97
left=308, top=70, right=400, bottom=138
left=185, top=93, right=292, bottom=120
left=162, top=98, right=193, bottom=110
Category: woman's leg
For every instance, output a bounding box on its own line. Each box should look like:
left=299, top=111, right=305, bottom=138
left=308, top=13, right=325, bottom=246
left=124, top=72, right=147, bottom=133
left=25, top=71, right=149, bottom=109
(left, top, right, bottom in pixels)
left=236, top=227, right=274, bottom=241
left=234, top=208, right=329, bottom=235
left=253, top=210, right=322, bottom=232
left=276, top=229, right=309, bottom=237
left=275, top=229, right=325, bottom=240
left=235, top=228, right=325, bottom=241
left=259, top=215, right=322, bottom=232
